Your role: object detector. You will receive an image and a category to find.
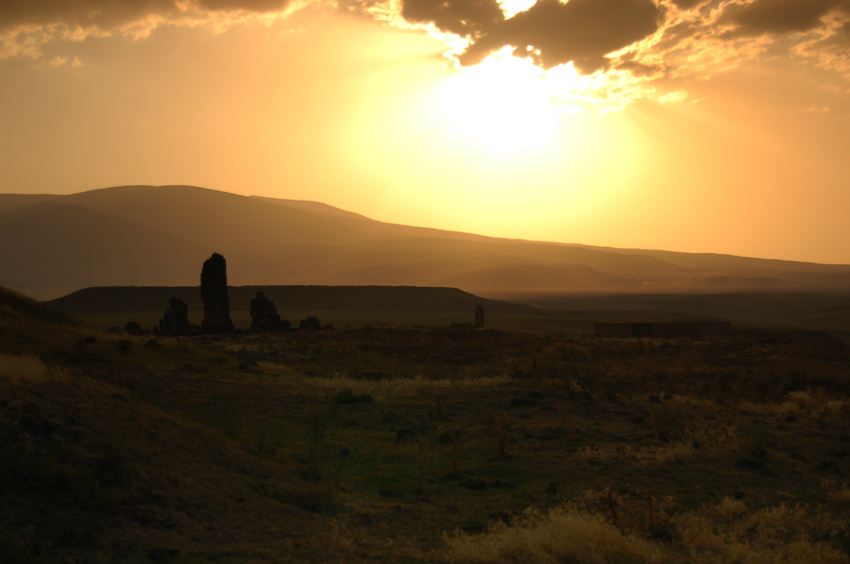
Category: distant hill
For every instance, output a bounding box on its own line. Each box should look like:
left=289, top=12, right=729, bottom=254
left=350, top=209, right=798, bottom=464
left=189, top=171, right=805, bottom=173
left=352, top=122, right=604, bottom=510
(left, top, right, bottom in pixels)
left=249, top=195, right=371, bottom=220
left=3, top=184, right=850, bottom=299
left=0, top=200, right=205, bottom=297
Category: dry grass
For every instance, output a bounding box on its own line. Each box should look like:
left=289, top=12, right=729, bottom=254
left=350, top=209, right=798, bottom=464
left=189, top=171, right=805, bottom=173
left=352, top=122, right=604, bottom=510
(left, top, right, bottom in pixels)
left=0, top=353, right=67, bottom=384
left=259, top=360, right=511, bottom=400
left=446, top=504, right=664, bottom=564
left=676, top=503, right=849, bottom=564
left=4, top=292, right=850, bottom=564
left=710, top=496, right=747, bottom=518
left=446, top=501, right=850, bottom=564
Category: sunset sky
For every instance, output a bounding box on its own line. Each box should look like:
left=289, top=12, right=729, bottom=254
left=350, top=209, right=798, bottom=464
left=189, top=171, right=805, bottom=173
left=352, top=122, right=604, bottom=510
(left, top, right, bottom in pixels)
left=2, top=0, right=850, bottom=264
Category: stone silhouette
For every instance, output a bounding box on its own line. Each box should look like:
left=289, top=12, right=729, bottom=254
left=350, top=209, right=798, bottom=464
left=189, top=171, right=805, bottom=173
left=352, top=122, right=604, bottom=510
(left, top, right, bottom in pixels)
left=475, top=305, right=485, bottom=328
left=250, top=291, right=281, bottom=331
left=201, top=253, right=233, bottom=333
left=299, top=316, right=322, bottom=331
left=159, top=297, right=190, bottom=335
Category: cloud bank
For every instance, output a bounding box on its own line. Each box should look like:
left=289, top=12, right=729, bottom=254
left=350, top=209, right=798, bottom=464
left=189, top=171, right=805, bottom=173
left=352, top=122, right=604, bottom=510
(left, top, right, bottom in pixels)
left=3, top=0, right=850, bottom=105
left=0, top=0, right=296, bottom=59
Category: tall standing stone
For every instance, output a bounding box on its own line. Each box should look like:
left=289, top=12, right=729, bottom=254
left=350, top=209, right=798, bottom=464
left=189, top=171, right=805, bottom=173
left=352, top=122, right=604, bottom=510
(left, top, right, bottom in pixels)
left=201, top=253, right=233, bottom=333
left=475, top=305, right=485, bottom=328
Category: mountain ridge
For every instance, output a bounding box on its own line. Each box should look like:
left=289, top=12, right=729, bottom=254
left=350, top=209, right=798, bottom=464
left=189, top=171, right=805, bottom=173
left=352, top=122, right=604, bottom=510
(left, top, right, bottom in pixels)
left=3, top=184, right=849, bottom=299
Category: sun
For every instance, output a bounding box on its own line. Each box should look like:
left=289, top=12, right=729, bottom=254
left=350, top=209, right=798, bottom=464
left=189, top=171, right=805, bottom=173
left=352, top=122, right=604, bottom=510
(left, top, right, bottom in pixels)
left=435, top=48, right=560, bottom=155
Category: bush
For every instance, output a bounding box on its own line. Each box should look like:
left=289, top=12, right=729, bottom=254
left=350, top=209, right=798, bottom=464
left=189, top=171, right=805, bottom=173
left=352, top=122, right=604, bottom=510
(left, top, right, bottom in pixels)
left=446, top=504, right=663, bottom=564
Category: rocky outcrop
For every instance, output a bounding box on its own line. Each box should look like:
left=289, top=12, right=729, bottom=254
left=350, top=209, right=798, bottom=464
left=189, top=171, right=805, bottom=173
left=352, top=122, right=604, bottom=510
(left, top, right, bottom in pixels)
left=159, top=297, right=190, bottom=335
left=201, top=253, right=233, bottom=333
left=250, top=291, right=281, bottom=331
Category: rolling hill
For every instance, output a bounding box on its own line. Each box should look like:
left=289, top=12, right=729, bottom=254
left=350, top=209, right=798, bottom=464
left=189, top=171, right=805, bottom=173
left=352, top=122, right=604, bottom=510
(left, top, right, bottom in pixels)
left=2, top=184, right=850, bottom=299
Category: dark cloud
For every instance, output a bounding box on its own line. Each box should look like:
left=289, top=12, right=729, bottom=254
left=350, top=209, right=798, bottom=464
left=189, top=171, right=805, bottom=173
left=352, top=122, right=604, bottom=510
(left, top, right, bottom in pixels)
left=651, top=19, right=702, bottom=52
left=720, top=0, right=847, bottom=37
left=0, top=0, right=179, bottom=32
left=616, top=58, right=664, bottom=78
left=400, top=0, right=504, bottom=38
left=441, top=0, right=664, bottom=73
left=5, top=0, right=850, bottom=96
left=0, top=0, right=293, bottom=36
left=818, top=18, right=850, bottom=46
left=796, top=19, right=850, bottom=70
left=197, top=0, right=290, bottom=12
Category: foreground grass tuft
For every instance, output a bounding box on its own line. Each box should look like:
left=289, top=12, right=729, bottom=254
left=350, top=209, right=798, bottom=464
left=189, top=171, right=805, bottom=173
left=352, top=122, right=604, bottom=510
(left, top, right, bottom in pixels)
left=446, top=504, right=664, bottom=563
left=447, top=501, right=850, bottom=564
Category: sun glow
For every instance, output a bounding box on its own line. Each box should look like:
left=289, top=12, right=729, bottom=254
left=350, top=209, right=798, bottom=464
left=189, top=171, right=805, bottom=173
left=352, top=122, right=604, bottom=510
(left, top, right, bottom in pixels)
left=436, top=48, right=560, bottom=154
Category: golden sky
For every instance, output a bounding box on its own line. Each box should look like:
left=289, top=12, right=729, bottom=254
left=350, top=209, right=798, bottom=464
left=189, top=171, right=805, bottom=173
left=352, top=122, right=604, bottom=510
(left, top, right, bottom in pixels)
left=1, top=0, right=850, bottom=263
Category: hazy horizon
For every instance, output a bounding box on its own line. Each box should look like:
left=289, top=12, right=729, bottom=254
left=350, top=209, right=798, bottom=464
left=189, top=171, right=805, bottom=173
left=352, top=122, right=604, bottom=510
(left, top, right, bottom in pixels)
left=3, top=184, right=850, bottom=301
left=6, top=183, right=850, bottom=267
left=2, top=1, right=850, bottom=264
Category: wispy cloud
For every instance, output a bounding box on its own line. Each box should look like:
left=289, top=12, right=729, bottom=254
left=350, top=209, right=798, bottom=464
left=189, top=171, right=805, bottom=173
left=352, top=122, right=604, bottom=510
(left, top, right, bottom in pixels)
left=0, top=0, right=301, bottom=60
left=658, top=89, right=688, bottom=103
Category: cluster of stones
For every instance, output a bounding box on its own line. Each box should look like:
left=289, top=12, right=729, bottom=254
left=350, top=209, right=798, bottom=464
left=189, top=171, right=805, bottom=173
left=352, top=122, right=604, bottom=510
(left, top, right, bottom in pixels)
left=149, top=253, right=484, bottom=336
left=448, top=305, right=486, bottom=330
left=154, top=253, right=329, bottom=335
left=159, top=297, right=190, bottom=335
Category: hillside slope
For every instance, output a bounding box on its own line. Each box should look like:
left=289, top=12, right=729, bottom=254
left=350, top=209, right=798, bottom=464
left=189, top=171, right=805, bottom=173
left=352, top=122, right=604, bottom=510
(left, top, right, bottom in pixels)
left=4, top=184, right=850, bottom=298
left=0, top=201, right=206, bottom=297
left=0, top=287, right=333, bottom=562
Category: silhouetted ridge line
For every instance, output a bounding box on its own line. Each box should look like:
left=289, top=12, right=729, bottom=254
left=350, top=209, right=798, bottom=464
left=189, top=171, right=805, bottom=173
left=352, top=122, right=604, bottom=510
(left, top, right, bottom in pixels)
left=5, top=185, right=850, bottom=300
left=0, top=286, right=79, bottom=326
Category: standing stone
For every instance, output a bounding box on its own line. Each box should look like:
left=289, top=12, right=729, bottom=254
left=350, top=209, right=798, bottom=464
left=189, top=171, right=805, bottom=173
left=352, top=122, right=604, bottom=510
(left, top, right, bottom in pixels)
left=475, top=305, right=485, bottom=328
left=201, top=253, right=233, bottom=333
left=299, top=316, right=322, bottom=331
left=250, top=291, right=281, bottom=331
left=159, top=297, right=190, bottom=335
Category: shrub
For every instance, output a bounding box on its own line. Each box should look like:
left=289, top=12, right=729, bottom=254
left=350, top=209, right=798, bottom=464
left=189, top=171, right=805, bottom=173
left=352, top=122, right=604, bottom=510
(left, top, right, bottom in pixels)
left=0, top=354, right=49, bottom=383
left=675, top=502, right=849, bottom=564
left=445, top=504, right=663, bottom=564
left=446, top=499, right=850, bottom=564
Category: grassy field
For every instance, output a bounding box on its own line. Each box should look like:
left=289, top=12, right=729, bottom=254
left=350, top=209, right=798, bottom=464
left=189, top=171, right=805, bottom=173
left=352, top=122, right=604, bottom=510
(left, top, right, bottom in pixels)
left=3, top=286, right=850, bottom=563
left=69, top=309, right=602, bottom=336
left=510, top=291, right=850, bottom=342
